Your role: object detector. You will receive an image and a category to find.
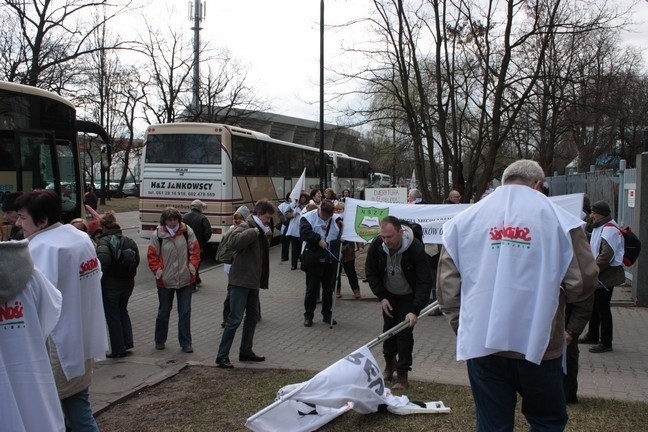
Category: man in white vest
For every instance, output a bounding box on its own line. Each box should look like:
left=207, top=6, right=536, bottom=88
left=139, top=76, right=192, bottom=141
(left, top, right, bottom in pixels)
left=16, top=190, right=108, bottom=431
left=437, top=160, right=597, bottom=431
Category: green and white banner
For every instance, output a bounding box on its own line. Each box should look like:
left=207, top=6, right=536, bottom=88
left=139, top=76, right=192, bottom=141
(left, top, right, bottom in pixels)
left=341, top=193, right=584, bottom=244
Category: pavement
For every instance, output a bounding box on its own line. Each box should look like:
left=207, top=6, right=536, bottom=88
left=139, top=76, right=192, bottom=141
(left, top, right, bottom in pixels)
left=90, top=213, right=648, bottom=414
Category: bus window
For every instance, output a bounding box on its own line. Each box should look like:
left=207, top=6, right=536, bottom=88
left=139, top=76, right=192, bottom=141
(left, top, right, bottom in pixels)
left=232, top=136, right=267, bottom=175
left=19, top=133, right=53, bottom=191
left=145, top=134, right=222, bottom=165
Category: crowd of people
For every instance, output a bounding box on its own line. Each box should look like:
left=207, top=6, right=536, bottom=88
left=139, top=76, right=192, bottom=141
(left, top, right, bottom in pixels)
left=0, top=163, right=627, bottom=430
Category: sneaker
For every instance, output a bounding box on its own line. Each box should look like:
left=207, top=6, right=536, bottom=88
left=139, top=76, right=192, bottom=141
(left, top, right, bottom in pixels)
left=182, top=345, right=194, bottom=353
left=353, top=290, right=362, bottom=299
left=216, top=357, right=234, bottom=369
left=589, top=344, right=612, bottom=353
left=155, top=342, right=165, bottom=350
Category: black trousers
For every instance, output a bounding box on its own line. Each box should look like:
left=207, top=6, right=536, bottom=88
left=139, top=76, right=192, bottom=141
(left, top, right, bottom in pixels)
left=586, top=286, right=614, bottom=346
left=304, top=262, right=335, bottom=320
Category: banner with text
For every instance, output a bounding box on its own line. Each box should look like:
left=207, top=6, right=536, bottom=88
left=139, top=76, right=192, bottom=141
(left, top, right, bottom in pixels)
left=341, top=193, right=584, bottom=244
left=245, top=346, right=409, bottom=432
left=364, top=187, right=408, bottom=203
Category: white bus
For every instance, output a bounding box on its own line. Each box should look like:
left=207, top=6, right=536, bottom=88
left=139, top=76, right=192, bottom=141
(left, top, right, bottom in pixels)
left=370, top=172, right=392, bottom=187
left=139, top=123, right=370, bottom=242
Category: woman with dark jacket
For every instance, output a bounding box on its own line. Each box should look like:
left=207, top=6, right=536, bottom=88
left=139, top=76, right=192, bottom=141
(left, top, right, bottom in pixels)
left=96, top=211, right=140, bottom=358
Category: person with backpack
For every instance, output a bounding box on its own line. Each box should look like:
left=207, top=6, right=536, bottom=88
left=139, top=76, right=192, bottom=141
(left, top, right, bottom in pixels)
left=182, top=200, right=212, bottom=292
left=96, top=211, right=140, bottom=358
left=579, top=200, right=625, bottom=354
left=147, top=207, right=201, bottom=354
left=364, top=216, right=433, bottom=390
left=216, top=205, right=250, bottom=327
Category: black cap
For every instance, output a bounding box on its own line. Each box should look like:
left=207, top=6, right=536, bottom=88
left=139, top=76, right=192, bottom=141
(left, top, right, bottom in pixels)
left=2, top=191, right=23, bottom=212
left=591, top=200, right=611, bottom=217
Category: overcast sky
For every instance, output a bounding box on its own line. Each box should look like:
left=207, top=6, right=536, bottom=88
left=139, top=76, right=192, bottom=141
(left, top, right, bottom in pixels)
left=143, top=0, right=648, bottom=124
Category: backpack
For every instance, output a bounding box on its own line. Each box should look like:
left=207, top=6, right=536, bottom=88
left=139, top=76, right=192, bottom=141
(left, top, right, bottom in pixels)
left=604, top=223, right=641, bottom=267
left=215, top=227, right=235, bottom=264
left=109, top=235, right=139, bottom=279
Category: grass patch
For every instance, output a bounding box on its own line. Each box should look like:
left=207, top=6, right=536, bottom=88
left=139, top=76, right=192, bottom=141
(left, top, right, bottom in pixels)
left=96, top=366, right=648, bottom=431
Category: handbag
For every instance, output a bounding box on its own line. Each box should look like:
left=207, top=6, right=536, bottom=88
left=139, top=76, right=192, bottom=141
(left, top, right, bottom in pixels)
left=300, top=219, right=333, bottom=271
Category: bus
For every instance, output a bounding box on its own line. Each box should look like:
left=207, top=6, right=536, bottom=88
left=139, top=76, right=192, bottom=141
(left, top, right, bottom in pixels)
left=0, top=81, right=109, bottom=224
left=139, top=122, right=371, bottom=242
left=370, top=172, right=392, bottom=188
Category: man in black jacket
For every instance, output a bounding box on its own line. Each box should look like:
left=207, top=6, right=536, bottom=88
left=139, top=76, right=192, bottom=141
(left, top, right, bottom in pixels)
left=365, top=216, right=433, bottom=389
left=182, top=200, right=212, bottom=290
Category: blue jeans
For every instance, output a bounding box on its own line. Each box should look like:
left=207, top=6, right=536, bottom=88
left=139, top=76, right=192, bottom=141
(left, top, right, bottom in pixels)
left=217, top=285, right=260, bottom=359
left=467, top=355, right=567, bottom=432
left=155, top=285, right=192, bottom=349
left=61, top=387, right=99, bottom=432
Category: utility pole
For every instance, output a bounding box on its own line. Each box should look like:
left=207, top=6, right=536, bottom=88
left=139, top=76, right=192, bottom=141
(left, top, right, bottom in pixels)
left=189, top=0, right=205, bottom=116
left=319, top=0, right=326, bottom=190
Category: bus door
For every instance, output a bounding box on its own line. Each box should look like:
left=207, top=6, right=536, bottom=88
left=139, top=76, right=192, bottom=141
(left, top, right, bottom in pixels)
left=282, top=176, right=293, bottom=200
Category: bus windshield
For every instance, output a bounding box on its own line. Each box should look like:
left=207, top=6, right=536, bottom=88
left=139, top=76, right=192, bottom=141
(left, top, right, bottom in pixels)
left=145, top=134, right=222, bottom=165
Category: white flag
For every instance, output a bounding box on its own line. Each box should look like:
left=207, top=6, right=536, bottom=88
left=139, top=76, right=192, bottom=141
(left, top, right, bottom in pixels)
left=289, top=168, right=307, bottom=203
left=409, top=169, right=416, bottom=190
left=245, top=346, right=409, bottom=432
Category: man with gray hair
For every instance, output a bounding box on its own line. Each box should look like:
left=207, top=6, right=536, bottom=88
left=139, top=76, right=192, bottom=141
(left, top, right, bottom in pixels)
left=182, top=199, right=212, bottom=291
left=437, top=159, right=597, bottom=431
left=406, top=188, right=426, bottom=204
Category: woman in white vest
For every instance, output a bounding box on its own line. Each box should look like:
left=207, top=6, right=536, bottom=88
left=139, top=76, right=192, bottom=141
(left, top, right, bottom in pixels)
left=15, top=190, right=108, bottom=431
left=0, top=240, right=65, bottom=432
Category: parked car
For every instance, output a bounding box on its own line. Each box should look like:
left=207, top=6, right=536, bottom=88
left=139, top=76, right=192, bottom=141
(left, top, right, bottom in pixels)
left=122, top=182, right=140, bottom=197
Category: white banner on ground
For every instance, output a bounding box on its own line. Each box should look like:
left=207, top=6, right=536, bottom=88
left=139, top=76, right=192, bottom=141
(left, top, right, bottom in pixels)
left=341, top=193, right=584, bottom=244
left=245, top=346, right=409, bottom=432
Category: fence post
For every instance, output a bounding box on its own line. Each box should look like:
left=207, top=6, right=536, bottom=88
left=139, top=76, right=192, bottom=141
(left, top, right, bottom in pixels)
left=633, top=153, right=648, bottom=306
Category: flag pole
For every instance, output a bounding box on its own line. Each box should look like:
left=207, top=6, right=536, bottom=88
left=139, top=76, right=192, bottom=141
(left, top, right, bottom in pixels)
left=246, top=300, right=442, bottom=426
left=365, top=301, right=440, bottom=349
left=329, top=239, right=343, bottom=329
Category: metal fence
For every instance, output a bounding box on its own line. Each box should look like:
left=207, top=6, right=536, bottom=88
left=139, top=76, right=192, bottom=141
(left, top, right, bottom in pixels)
left=547, top=163, right=639, bottom=284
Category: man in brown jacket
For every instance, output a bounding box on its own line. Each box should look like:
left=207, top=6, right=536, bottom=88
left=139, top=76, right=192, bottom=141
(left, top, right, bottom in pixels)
left=215, top=199, right=275, bottom=369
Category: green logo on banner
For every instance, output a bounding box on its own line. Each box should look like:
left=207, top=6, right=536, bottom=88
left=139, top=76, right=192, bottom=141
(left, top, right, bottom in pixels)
left=355, top=206, right=389, bottom=241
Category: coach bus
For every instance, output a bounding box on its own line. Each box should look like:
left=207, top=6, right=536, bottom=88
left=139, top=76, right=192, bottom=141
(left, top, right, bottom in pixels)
left=0, top=81, right=109, bottom=224
left=139, top=122, right=370, bottom=242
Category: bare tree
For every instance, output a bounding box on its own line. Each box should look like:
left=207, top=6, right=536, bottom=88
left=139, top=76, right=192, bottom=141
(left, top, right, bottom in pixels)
left=0, top=0, right=131, bottom=91
left=335, top=0, right=636, bottom=201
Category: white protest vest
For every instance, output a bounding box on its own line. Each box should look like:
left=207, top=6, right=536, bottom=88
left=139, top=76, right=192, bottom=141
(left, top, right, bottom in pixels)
left=29, top=224, right=109, bottom=379
left=590, top=222, right=624, bottom=266
left=0, top=269, right=64, bottom=432
left=442, top=185, right=583, bottom=364
left=300, top=209, right=341, bottom=245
